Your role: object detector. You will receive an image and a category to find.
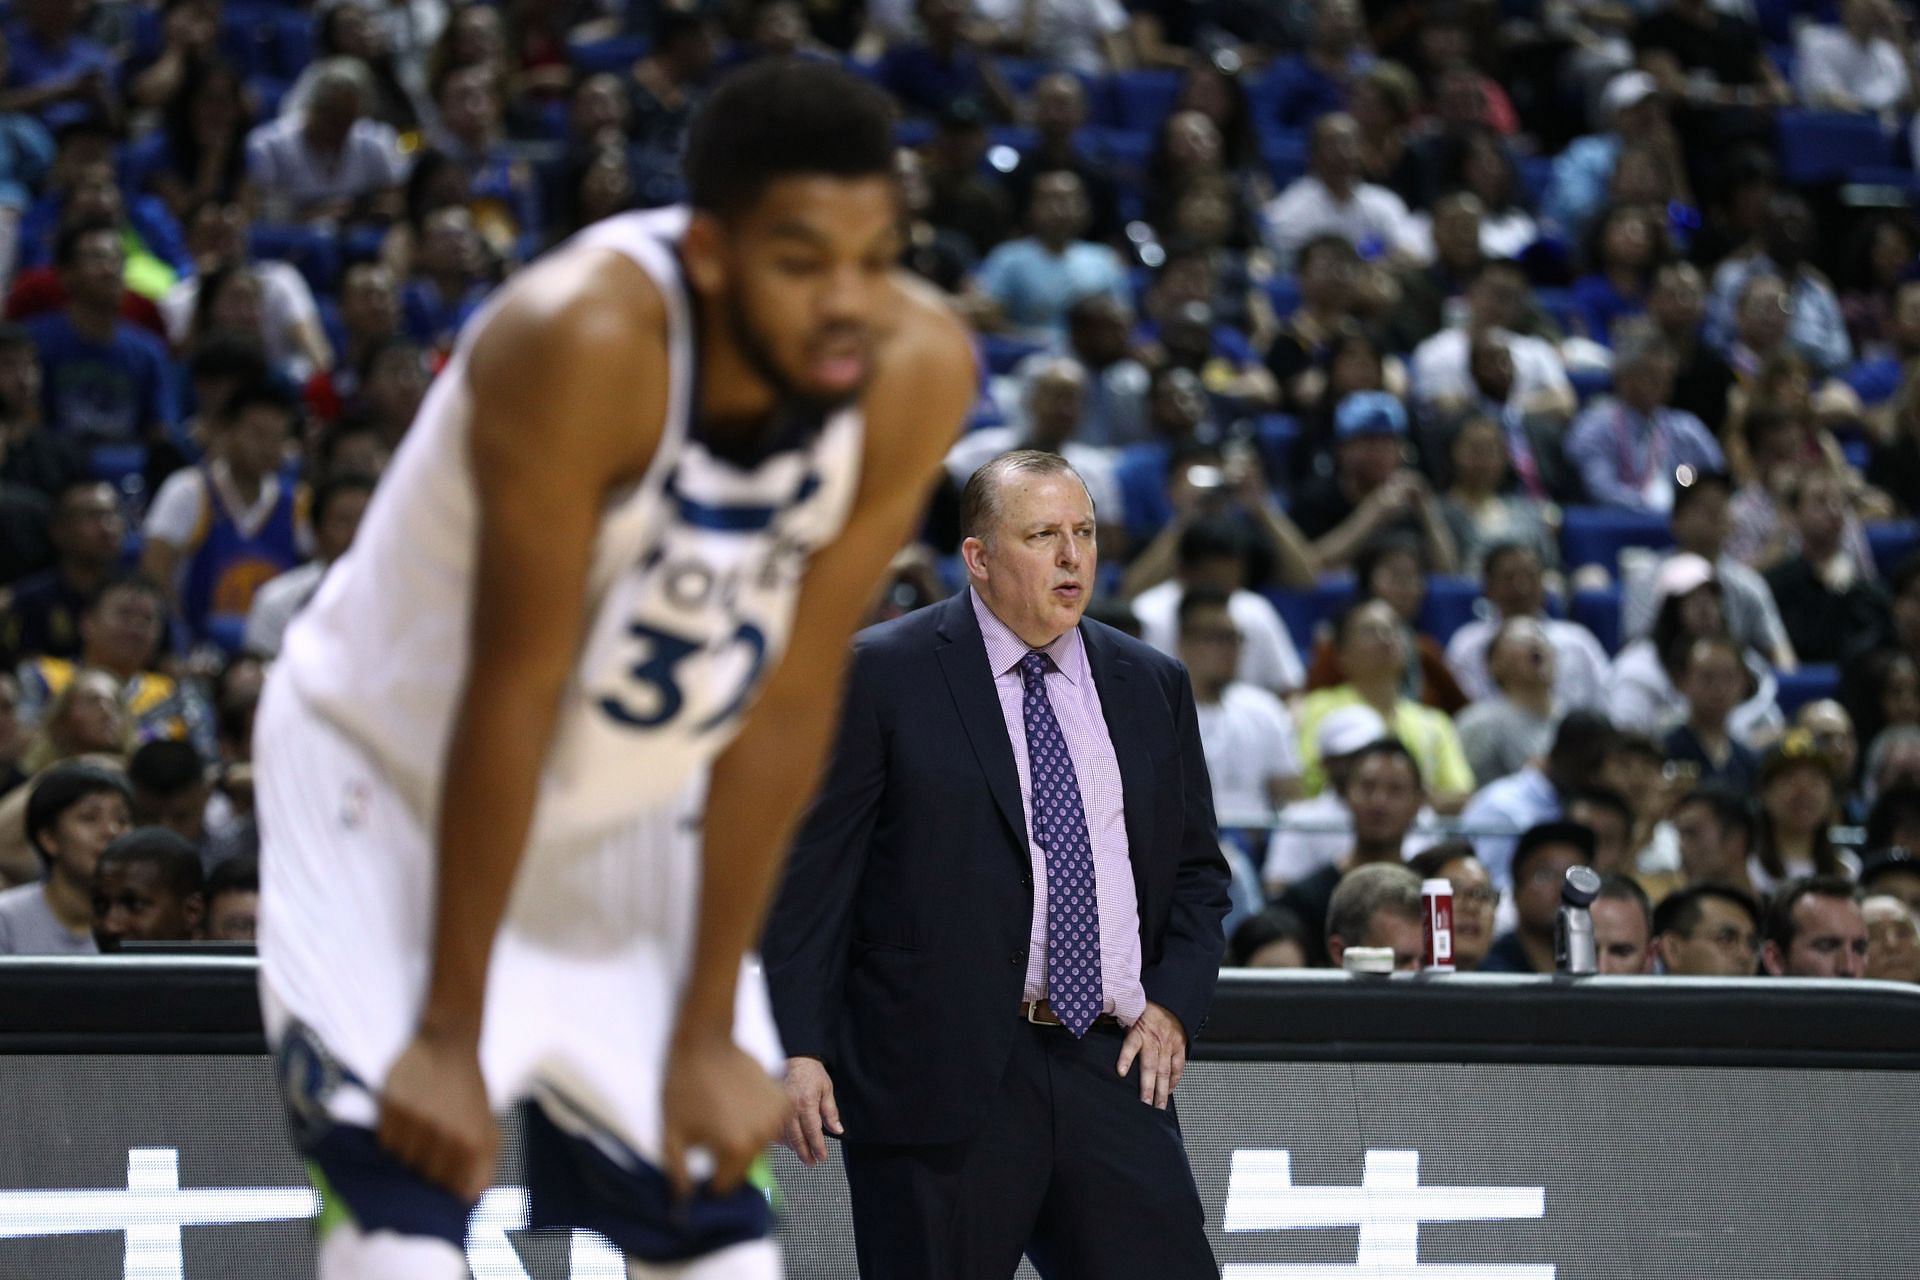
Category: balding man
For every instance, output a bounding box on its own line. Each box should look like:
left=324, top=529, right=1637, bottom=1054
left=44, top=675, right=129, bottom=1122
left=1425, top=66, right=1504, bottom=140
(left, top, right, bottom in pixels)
left=245, top=58, right=410, bottom=223
left=766, top=449, right=1227, bottom=1278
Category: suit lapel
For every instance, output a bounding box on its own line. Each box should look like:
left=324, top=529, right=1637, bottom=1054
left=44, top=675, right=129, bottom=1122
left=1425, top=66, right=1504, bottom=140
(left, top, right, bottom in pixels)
left=934, top=592, right=1030, bottom=862
left=1081, top=623, right=1155, bottom=915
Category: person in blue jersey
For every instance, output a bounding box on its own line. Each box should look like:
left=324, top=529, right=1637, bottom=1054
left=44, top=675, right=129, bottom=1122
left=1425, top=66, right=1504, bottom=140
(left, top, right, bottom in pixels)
left=252, top=60, right=976, bottom=1280
left=140, top=379, right=306, bottom=647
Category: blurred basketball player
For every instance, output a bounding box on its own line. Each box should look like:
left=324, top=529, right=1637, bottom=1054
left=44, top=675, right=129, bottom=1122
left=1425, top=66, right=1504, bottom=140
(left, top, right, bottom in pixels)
left=255, top=60, right=975, bottom=1279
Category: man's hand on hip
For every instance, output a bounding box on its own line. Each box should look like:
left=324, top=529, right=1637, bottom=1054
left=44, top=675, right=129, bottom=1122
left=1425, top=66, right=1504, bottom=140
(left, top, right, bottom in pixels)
left=782, top=1056, right=844, bottom=1166
left=1116, top=1001, right=1187, bottom=1110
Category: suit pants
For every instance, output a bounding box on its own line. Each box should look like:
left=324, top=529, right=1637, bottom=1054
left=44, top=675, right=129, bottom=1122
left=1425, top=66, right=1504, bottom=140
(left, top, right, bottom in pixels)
left=840, top=1019, right=1217, bottom=1280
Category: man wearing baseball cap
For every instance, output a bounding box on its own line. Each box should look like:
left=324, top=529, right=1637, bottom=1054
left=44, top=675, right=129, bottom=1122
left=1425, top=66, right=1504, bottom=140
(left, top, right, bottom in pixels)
left=1290, top=391, right=1459, bottom=574
left=1262, top=703, right=1438, bottom=894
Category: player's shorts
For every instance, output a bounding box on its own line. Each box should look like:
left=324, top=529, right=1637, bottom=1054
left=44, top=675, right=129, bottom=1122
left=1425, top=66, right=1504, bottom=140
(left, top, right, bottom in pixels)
left=253, top=674, right=785, bottom=1262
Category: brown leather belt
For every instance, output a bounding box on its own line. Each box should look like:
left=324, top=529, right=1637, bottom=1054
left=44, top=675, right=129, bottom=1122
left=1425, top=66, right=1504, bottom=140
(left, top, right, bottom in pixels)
left=1020, top=998, right=1120, bottom=1029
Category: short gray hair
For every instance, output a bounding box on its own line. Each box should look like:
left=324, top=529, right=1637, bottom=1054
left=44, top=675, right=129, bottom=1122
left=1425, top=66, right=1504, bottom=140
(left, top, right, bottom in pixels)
left=958, top=449, right=1092, bottom=541
left=305, top=57, right=376, bottom=110
left=1866, top=725, right=1920, bottom=803
left=1326, top=863, right=1422, bottom=949
left=1611, top=318, right=1670, bottom=375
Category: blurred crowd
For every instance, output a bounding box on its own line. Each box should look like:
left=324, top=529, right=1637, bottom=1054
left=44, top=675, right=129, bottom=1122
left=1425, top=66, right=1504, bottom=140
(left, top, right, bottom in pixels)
left=0, top=0, right=1919, bottom=981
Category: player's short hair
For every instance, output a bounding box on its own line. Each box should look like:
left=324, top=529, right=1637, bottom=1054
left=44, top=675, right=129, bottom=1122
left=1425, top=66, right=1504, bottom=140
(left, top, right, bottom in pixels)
left=98, top=828, right=206, bottom=900
left=25, top=762, right=131, bottom=866
left=127, top=740, right=206, bottom=799
left=959, top=449, right=1089, bottom=541
left=1327, top=863, right=1422, bottom=949
left=683, top=60, right=896, bottom=218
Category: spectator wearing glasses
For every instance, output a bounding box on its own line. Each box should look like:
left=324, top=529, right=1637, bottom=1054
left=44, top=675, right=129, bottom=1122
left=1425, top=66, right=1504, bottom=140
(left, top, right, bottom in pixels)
left=1408, top=842, right=1497, bottom=970
left=1652, top=882, right=1761, bottom=975
left=1761, top=876, right=1869, bottom=978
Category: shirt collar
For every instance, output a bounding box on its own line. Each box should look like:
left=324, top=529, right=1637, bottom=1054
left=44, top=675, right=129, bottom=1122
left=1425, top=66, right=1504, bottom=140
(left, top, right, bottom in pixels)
left=970, top=588, right=1085, bottom=686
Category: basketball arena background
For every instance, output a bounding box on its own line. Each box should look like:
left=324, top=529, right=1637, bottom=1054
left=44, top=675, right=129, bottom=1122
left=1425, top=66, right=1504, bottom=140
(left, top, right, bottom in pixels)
left=2, top=960, right=1916, bottom=1278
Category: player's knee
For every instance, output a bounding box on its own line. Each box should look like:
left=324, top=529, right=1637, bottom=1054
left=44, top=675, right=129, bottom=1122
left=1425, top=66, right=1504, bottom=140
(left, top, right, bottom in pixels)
left=316, top=1222, right=470, bottom=1280
left=625, top=1239, right=782, bottom=1280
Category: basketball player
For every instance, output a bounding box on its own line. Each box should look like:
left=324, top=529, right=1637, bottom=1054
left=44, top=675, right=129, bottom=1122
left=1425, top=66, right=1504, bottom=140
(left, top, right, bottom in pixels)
left=255, top=61, right=975, bottom=1278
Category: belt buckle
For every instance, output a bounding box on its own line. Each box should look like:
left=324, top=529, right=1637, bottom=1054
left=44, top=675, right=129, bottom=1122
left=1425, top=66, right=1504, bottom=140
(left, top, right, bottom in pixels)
left=1025, top=1000, right=1058, bottom=1026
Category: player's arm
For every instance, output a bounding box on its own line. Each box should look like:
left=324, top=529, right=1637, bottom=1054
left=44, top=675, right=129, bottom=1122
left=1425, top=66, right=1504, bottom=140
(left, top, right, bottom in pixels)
left=660, top=291, right=976, bottom=1193
left=377, top=252, right=664, bottom=1202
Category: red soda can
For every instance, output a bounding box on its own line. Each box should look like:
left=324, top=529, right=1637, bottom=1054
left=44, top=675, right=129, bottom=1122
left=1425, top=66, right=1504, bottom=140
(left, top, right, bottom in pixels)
left=1421, top=878, right=1455, bottom=972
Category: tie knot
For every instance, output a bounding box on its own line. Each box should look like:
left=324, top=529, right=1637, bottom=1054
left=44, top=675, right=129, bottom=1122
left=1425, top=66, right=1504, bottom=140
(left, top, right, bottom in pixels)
left=1019, top=650, right=1050, bottom=683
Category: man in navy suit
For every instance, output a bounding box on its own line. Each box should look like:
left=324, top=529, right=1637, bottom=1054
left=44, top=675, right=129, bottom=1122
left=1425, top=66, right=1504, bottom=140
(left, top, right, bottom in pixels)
left=764, top=450, right=1229, bottom=1279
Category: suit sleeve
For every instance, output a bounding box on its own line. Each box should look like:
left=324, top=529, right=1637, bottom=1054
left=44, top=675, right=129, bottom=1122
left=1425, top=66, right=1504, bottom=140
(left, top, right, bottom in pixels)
left=1139, top=665, right=1231, bottom=1042
left=761, top=648, right=887, bottom=1065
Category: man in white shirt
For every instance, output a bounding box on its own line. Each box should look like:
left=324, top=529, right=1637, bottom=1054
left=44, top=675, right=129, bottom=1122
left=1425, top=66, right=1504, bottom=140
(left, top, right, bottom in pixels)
left=159, top=200, right=332, bottom=380
left=244, top=58, right=410, bottom=223
left=945, top=357, right=1123, bottom=535
left=1179, top=587, right=1300, bottom=828
left=1795, top=0, right=1913, bottom=115
left=1130, top=514, right=1305, bottom=697
left=1411, top=260, right=1575, bottom=425
left=1447, top=541, right=1612, bottom=709
left=972, top=0, right=1131, bottom=73
left=243, top=473, right=374, bottom=658
left=1263, top=705, right=1440, bottom=893
left=1264, top=113, right=1423, bottom=270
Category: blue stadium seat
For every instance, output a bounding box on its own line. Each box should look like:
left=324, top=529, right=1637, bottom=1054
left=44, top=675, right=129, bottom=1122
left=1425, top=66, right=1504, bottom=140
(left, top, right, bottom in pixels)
left=273, top=11, right=314, bottom=78
left=1260, top=134, right=1308, bottom=190
left=1532, top=287, right=1578, bottom=334
left=1867, top=520, right=1920, bottom=577
left=1264, top=275, right=1301, bottom=320
left=247, top=223, right=342, bottom=296
left=894, top=118, right=935, bottom=149
left=1777, top=110, right=1894, bottom=185
left=1518, top=155, right=1555, bottom=208
left=1418, top=576, right=1483, bottom=646
left=1263, top=574, right=1355, bottom=655
left=1775, top=665, right=1841, bottom=718
left=992, top=59, right=1060, bottom=99
left=1081, top=127, right=1152, bottom=191
left=1559, top=507, right=1672, bottom=573
left=88, top=444, right=148, bottom=490
left=1570, top=585, right=1623, bottom=655
left=979, top=334, right=1046, bottom=377
left=1099, top=70, right=1184, bottom=134
left=1568, top=365, right=1613, bottom=405
left=206, top=616, right=250, bottom=656
left=568, top=35, right=649, bottom=75
left=1844, top=357, right=1904, bottom=406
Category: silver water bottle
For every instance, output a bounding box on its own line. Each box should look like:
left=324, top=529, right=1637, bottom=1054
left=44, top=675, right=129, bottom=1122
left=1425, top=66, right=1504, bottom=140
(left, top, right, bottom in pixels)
left=1554, top=865, right=1602, bottom=974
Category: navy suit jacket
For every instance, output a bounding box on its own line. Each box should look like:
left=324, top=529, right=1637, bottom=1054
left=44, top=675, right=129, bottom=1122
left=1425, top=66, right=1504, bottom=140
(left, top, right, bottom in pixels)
left=763, top=590, right=1231, bottom=1147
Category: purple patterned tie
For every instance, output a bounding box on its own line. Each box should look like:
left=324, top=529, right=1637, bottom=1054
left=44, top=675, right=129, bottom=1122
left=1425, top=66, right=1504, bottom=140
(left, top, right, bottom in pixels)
left=1019, top=650, right=1103, bottom=1038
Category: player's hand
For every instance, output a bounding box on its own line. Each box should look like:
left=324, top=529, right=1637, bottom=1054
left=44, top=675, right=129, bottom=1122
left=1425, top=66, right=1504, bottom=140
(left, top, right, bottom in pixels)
left=661, top=1035, right=787, bottom=1199
left=376, top=1030, right=499, bottom=1204
left=1116, top=1001, right=1187, bottom=1110
left=781, top=1056, right=844, bottom=1167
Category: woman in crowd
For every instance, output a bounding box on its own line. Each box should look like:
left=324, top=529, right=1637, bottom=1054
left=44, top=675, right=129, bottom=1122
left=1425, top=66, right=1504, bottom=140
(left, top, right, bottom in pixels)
left=1438, top=415, right=1559, bottom=578
left=1748, top=734, right=1856, bottom=895
left=1841, top=214, right=1919, bottom=357
left=1306, top=534, right=1468, bottom=712
left=1572, top=203, right=1669, bottom=346
left=1608, top=556, right=1782, bottom=744
left=1349, top=61, right=1424, bottom=206
left=21, top=670, right=129, bottom=775
left=147, top=63, right=252, bottom=219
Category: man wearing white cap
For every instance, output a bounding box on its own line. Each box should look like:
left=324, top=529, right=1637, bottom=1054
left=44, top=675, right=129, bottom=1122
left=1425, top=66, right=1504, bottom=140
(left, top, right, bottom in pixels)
left=1261, top=704, right=1438, bottom=895
left=1542, top=70, right=1689, bottom=244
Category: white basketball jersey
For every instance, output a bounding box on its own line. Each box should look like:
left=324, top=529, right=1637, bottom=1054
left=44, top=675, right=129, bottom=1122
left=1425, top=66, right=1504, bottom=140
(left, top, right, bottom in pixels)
left=278, top=207, right=865, bottom=844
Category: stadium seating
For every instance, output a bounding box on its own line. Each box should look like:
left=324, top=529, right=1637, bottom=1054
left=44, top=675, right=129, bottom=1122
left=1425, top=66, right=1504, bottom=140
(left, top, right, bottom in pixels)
left=1558, top=507, right=1673, bottom=574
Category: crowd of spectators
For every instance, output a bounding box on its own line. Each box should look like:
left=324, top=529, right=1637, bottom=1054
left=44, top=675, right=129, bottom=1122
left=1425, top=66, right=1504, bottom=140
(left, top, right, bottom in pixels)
left=0, top=0, right=1918, bottom=980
